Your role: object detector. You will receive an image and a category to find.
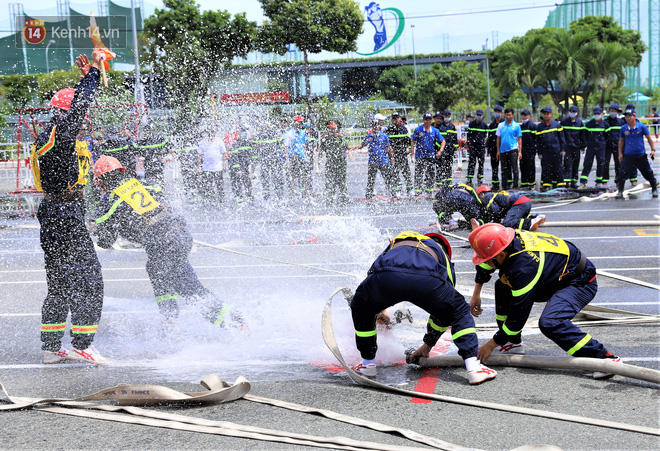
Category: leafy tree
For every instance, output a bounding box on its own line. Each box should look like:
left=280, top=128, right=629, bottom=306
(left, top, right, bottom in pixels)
left=0, top=75, right=38, bottom=108
left=143, top=0, right=258, bottom=132
left=258, top=0, right=363, bottom=123
left=374, top=66, right=415, bottom=105
left=589, top=42, right=636, bottom=109
left=506, top=89, right=529, bottom=111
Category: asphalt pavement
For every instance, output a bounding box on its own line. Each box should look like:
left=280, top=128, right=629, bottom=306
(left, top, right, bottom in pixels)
left=0, top=154, right=659, bottom=450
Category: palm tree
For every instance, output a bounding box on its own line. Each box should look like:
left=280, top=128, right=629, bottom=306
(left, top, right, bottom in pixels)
left=589, top=42, right=636, bottom=109
left=496, top=35, right=544, bottom=117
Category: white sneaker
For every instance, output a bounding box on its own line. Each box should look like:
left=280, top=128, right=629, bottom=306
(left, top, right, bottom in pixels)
left=68, top=346, right=108, bottom=365
left=352, top=361, right=377, bottom=377
left=530, top=214, right=546, bottom=231
left=593, top=354, right=622, bottom=380
left=492, top=342, right=525, bottom=355
left=43, top=348, right=69, bottom=364
left=466, top=358, right=497, bottom=385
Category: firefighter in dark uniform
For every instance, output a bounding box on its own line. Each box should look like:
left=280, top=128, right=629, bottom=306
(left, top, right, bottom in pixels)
left=33, top=51, right=106, bottom=365
left=99, top=126, right=138, bottom=178
left=519, top=109, right=538, bottom=189
left=603, top=104, right=626, bottom=186
left=536, top=106, right=565, bottom=191
left=432, top=183, right=489, bottom=230
left=134, top=123, right=171, bottom=186
left=486, top=105, right=504, bottom=189
left=476, top=185, right=545, bottom=231
left=93, top=156, right=240, bottom=326
left=436, top=109, right=457, bottom=186
left=350, top=231, right=497, bottom=385
left=319, top=121, right=350, bottom=204
left=253, top=125, right=284, bottom=201
left=229, top=125, right=254, bottom=204
left=580, top=106, right=608, bottom=188
left=386, top=112, right=413, bottom=195
left=469, top=223, right=621, bottom=379
left=560, top=105, right=586, bottom=188
left=465, top=109, right=488, bottom=186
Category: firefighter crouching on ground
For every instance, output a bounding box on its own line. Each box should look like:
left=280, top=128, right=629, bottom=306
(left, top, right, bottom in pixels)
left=34, top=50, right=106, bottom=365
left=476, top=185, right=546, bottom=231
left=432, top=183, right=490, bottom=231
left=350, top=231, right=497, bottom=385
left=468, top=222, right=621, bottom=379
left=93, top=156, right=241, bottom=327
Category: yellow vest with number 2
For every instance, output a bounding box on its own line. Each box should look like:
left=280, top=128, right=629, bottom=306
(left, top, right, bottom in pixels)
left=112, top=178, right=159, bottom=215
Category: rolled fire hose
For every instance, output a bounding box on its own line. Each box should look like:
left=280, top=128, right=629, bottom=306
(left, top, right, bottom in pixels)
left=323, top=287, right=660, bottom=437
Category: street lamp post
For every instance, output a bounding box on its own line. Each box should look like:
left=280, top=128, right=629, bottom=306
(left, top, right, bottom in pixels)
left=411, top=24, right=417, bottom=82
left=45, top=39, right=56, bottom=73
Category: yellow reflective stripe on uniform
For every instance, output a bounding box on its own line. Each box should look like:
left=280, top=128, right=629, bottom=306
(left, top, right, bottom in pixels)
left=567, top=334, right=593, bottom=355
left=428, top=318, right=449, bottom=332
left=233, top=146, right=252, bottom=151
left=479, top=262, right=493, bottom=270
left=562, top=126, right=585, bottom=130
left=136, top=139, right=169, bottom=149
left=156, top=294, right=178, bottom=303
left=502, top=323, right=522, bottom=336
left=41, top=322, right=66, bottom=332
left=36, top=126, right=58, bottom=156
left=95, top=197, right=124, bottom=224
left=355, top=329, right=377, bottom=337
left=443, top=251, right=454, bottom=286
left=495, top=314, right=507, bottom=322
left=536, top=128, right=562, bottom=135
left=213, top=305, right=231, bottom=326
left=71, top=325, right=98, bottom=334
left=102, top=144, right=129, bottom=152
left=511, top=251, right=545, bottom=297
left=452, top=327, right=476, bottom=340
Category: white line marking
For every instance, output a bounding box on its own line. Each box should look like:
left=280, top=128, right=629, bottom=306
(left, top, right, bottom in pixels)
left=0, top=274, right=351, bottom=285
left=532, top=207, right=660, bottom=214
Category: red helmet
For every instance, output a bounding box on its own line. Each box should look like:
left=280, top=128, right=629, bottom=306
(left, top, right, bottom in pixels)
left=48, top=88, right=75, bottom=111
left=468, top=223, right=515, bottom=265
left=93, top=155, right=125, bottom=185
left=476, top=185, right=492, bottom=195
left=424, top=232, right=452, bottom=260
left=293, top=115, right=304, bottom=122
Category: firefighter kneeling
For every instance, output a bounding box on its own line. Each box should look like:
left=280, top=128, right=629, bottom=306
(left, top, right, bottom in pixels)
left=350, top=231, right=497, bottom=385
left=93, top=156, right=240, bottom=327
left=468, top=222, right=621, bottom=379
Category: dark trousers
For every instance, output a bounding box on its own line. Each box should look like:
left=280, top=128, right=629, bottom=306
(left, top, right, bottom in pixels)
left=200, top=171, right=224, bottom=204
left=390, top=152, right=413, bottom=193
left=499, top=151, right=519, bottom=189
left=580, top=144, right=606, bottom=185
left=414, top=158, right=435, bottom=195
left=287, top=157, right=312, bottom=196
left=261, top=160, right=284, bottom=199
left=604, top=145, right=637, bottom=184
left=495, top=269, right=608, bottom=357
left=617, top=154, right=657, bottom=192
left=351, top=272, right=478, bottom=361
left=501, top=202, right=532, bottom=229
left=563, top=146, right=581, bottom=186
left=325, top=161, right=348, bottom=203
left=466, top=147, right=485, bottom=184
left=540, top=148, right=562, bottom=187
left=38, top=200, right=104, bottom=351
left=230, top=160, right=252, bottom=202
left=366, top=163, right=393, bottom=199
left=145, top=227, right=225, bottom=324
left=488, top=149, right=500, bottom=187
left=435, top=151, right=453, bottom=186
left=520, top=150, right=537, bottom=188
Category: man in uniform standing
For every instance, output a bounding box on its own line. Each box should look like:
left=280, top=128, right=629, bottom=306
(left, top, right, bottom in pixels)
left=412, top=112, right=445, bottom=197
left=319, top=121, right=351, bottom=204
left=495, top=108, right=522, bottom=190
left=603, top=104, right=625, bottom=186
left=34, top=50, right=107, bottom=365
left=386, top=112, right=412, bottom=196
left=465, top=109, right=488, bottom=186
left=519, top=109, right=538, bottom=189
left=616, top=107, right=658, bottom=199
left=536, top=106, right=565, bottom=191
left=135, top=123, right=171, bottom=186
left=580, top=107, right=608, bottom=189
left=486, top=105, right=504, bottom=190
left=436, top=109, right=458, bottom=186
left=560, top=105, right=586, bottom=188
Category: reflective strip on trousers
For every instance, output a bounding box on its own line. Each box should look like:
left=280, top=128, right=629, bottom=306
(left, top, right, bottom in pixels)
left=41, top=323, right=66, bottom=332
left=71, top=325, right=98, bottom=334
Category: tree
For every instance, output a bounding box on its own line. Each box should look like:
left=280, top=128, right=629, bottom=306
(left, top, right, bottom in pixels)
left=143, top=0, right=258, bottom=132
left=0, top=75, right=38, bottom=108
left=374, top=66, right=415, bottom=105
left=506, top=89, right=529, bottom=111
left=589, top=42, right=636, bottom=109
left=258, top=0, right=363, bottom=123
left=409, top=61, right=492, bottom=114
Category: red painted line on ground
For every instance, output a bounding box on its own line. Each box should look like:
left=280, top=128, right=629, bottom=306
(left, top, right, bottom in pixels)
left=410, top=368, right=442, bottom=403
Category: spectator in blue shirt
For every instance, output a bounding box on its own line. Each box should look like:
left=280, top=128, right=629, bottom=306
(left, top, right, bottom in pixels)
left=412, top=112, right=445, bottom=197
left=616, top=108, right=657, bottom=199
left=496, top=108, right=523, bottom=189
left=361, top=114, right=395, bottom=200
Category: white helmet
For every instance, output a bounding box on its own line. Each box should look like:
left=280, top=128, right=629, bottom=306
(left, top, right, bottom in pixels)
left=373, top=113, right=386, bottom=122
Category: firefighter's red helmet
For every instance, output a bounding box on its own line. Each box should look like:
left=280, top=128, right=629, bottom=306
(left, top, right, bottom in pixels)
left=476, top=185, right=492, bottom=195
left=468, top=223, right=515, bottom=265
left=48, top=88, right=76, bottom=111
left=293, top=115, right=304, bottom=122
left=424, top=232, right=452, bottom=260
left=93, top=155, right=125, bottom=185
